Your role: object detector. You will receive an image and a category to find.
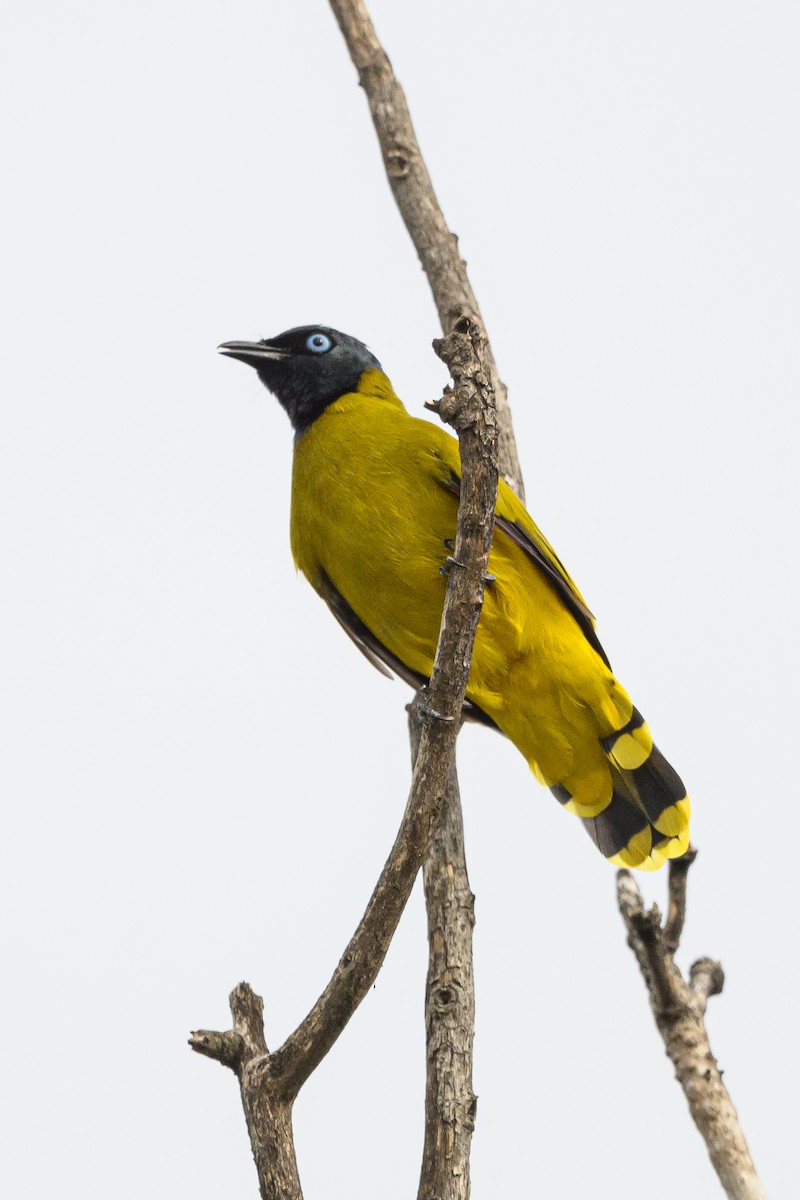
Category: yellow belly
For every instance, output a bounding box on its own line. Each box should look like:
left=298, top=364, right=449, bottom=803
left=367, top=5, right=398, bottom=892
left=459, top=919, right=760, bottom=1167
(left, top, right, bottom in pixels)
left=289, top=381, right=630, bottom=808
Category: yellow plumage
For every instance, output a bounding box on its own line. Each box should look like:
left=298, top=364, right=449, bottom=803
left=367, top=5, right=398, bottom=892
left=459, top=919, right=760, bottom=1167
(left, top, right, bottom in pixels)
left=290, top=369, right=690, bottom=870
left=220, top=325, right=691, bottom=869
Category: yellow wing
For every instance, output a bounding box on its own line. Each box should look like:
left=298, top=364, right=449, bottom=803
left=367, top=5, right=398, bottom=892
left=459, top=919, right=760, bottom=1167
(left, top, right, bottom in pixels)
left=425, top=430, right=611, bottom=668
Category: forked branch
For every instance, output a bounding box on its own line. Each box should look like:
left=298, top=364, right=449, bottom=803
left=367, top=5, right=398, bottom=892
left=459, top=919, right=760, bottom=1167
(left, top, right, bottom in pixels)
left=190, top=319, right=498, bottom=1198
left=617, top=856, right=766, bottom=1200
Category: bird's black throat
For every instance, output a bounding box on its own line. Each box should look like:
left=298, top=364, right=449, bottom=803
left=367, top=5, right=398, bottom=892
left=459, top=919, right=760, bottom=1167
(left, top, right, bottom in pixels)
left=255, top=355, right=365, bottom=435
left=221, top=325, right=382, bottom=436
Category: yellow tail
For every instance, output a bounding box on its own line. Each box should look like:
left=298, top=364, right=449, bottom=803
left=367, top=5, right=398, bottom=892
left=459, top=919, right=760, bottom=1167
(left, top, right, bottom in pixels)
left=552, top=708, right=691, bottom=870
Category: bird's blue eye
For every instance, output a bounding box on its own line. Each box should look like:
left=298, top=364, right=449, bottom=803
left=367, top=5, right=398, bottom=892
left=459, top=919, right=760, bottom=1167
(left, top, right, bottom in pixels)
left=306, top=332, right=332, bottom=354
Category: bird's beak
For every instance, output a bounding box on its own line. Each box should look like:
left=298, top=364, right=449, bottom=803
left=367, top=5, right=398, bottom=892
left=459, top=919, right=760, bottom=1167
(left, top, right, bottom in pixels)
left=218, top=340, right=290, bottom=366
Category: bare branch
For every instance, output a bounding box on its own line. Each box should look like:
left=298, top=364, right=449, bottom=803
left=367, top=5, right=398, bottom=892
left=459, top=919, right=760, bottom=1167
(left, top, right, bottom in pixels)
left=190, top=986, right=302, bottom=1200
left=188, top=1029, right=243, bottom=1072
left=329, top=0, right=524, bottom=501
left=231, top=982, right=269, bottom=1057
left=690, top=957, right=726, bottom=1015
left=327, top=9, right=523, bottom=1197
left=617, top=873, right=683, bottom=1015
left=617, top=865, right=766, bottom=1200
left=411, top=724, right=477, bottom=1200
left=663, top=846, right=698, bottom=954
left=187, top=984, right=267, bottom=1072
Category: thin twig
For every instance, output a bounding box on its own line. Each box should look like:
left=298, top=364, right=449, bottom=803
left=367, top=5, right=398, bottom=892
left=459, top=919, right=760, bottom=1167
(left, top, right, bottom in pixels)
left=191, top=983, right=301, bottom=1200
left=617, top=866, right=766, bottom=1200
left=690, top=957, right=726, bottom=1015
left=411, top=723, right=478, bottom=1200
left=663, top=846, right=698, bottom=954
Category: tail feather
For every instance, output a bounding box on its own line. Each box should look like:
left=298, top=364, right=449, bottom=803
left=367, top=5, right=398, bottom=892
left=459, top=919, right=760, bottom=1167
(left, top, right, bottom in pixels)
left=552, top=708, right=691, bottom=870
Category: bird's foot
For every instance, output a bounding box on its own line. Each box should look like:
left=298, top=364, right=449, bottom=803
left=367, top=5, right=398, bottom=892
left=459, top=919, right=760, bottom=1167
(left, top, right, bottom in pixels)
left=415, top=700, right=456, bottom=723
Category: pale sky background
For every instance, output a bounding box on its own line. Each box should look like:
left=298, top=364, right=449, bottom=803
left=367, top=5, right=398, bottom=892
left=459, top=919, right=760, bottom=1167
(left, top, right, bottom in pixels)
left=2, top=2, right=798, bottom=1197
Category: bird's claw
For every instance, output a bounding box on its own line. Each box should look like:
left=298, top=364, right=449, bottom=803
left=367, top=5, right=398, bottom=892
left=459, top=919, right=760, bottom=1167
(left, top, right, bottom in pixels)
left=416, top=701, right=455, bottom=723
left=440, top=555, right=466, bottom=576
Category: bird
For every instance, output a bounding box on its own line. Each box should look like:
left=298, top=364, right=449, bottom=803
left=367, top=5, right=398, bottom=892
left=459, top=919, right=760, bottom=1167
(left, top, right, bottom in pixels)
left=220, top=325, right=690, bottom=870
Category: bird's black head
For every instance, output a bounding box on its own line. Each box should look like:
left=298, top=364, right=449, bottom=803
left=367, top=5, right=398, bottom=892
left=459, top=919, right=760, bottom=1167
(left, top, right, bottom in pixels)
left=219, top=325, right=382, bottom=434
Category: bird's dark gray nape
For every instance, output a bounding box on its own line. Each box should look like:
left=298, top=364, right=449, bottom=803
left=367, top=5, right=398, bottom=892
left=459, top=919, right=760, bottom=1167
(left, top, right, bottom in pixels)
left=219, top=325, right=382, bottom=434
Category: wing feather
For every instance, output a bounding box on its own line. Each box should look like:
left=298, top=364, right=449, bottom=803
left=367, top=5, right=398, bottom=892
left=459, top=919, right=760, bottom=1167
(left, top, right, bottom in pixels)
left=317, top=570, right=497, bottom=728
left=441, top=470, right=612, bottom=670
